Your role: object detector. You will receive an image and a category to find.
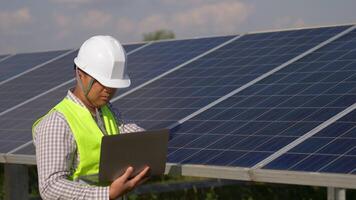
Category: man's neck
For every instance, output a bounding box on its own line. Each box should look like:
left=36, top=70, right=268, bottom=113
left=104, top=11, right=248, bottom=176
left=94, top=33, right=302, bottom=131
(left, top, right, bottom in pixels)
left=72, top=87, right=97, bottom=115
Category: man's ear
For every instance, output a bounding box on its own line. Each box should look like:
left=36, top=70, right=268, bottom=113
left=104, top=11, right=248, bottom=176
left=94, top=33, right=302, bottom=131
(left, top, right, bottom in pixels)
left=77, top=69, right=85, bottom=79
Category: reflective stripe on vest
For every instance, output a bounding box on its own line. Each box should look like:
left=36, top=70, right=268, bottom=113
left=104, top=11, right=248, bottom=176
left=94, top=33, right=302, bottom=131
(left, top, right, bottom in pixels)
left=32, top=98, right=119, bottom=183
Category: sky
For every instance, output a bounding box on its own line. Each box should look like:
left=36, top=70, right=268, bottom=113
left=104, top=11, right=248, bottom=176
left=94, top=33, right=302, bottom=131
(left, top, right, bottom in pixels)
left=0, top=0, right=355, bottom=55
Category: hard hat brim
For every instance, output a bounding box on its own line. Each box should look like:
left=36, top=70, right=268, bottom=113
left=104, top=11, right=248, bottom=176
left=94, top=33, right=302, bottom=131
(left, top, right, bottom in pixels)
left=98, top=76, right=131, bottom=89
left=75, top=58, right=131, bottom=89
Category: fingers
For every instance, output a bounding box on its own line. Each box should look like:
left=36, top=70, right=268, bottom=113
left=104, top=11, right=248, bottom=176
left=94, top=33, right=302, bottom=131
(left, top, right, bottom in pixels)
left=121, top=166, right=134, bottom=181
left=129, top=166, right=150, bottom=186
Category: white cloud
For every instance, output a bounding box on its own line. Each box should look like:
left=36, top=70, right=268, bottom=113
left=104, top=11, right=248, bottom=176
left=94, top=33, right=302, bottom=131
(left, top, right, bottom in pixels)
left=273, top=17, right=306, bottom=29
left=49, top=0, right=92, bottom=4
left=117, top=18, right=136, bottom=35
left=0, top=8, right=32, bottom=33
left=53, top=14, right=71, bottom=39
left=139, top=15, right=169, bottom=32
left=160, top=0, right=207, bottom=6
left=116, top=1, right=253, bottom=40
left=52, top=10, right=112, bottom=40
left=172, top=1, right=252, bottom=34
left=81, top=10, right=112, bottom=29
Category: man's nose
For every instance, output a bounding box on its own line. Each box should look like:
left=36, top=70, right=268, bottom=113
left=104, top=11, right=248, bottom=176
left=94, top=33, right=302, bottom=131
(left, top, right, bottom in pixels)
left=105, top=87, right=116, bottom=94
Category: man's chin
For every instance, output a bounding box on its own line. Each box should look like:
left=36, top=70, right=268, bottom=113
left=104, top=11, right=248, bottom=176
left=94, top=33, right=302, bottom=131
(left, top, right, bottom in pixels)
left=96, top=101, right=109, bottom=108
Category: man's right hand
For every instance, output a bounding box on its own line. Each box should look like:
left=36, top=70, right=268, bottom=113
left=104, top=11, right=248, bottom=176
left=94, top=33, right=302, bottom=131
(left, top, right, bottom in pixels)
left=109, top=166, right=150, bottom=200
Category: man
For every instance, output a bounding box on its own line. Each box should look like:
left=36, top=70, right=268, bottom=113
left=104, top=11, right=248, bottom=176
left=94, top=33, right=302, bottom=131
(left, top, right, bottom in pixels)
left=33, top=35, right=149, bottom=199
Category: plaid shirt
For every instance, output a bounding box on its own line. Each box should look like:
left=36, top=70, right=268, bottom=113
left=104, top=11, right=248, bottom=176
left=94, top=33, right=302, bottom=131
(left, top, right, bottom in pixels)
left=34, top=90, right=144, bottom=199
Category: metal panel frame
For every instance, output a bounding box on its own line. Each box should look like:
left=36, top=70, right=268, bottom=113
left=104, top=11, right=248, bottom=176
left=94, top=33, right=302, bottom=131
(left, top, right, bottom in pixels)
left=166, top=164, right=356, bottom=189
left=165, top=163, right=251, bottom=181
left=3, top=154, right=36, bottom=165
left=252, top=169, right=356, bottom=189
left=2, top=154, right=356, bottom=189
left=247, top=23, right=354, bottom=35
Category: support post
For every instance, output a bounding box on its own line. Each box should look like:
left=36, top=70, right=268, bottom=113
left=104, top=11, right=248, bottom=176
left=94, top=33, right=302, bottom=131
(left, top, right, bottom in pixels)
left=328, top=187, right=346, bottom=200
left=4, top=164, right=28, bottom=200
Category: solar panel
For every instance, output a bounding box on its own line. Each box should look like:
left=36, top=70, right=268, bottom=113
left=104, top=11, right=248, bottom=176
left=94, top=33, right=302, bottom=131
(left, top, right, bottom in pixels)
left=0, top=51, right=77, bottom=115
left=0, top=37, right=233, bottom=154
left=0, top=50, right=70, bottom=82
left=116, top=36, right=235, bottom=96
left=0, top=83, right=71, bottom=153
left=113, top=26, right=351, bottom=131
left=167, top=26, right=356, bottom=168
left=0, top=43, right=144, bottom=117
left=263, top=108, right=356, bottom=174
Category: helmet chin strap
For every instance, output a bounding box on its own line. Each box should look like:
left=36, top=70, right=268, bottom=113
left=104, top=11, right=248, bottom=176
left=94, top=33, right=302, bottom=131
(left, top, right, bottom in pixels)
left=76, top=68, right=95, bottom=104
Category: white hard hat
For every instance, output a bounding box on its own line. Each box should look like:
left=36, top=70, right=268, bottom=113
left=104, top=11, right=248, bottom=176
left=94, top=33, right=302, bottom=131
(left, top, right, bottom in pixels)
left=74, top=35, right=130, bottom=88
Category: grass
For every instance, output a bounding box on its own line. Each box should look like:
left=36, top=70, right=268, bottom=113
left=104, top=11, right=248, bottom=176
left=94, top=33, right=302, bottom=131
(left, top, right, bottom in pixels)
left=1, top=165, right=356, bottom=200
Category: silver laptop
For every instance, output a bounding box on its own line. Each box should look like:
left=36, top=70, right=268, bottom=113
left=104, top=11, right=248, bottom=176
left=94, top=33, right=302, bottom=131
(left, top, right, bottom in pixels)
left=99, top=129, right=169, bottom=183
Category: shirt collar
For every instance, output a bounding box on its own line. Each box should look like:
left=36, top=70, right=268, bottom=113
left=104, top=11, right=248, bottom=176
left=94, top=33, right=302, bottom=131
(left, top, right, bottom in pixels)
left=66, top=89, right=87, bottom=108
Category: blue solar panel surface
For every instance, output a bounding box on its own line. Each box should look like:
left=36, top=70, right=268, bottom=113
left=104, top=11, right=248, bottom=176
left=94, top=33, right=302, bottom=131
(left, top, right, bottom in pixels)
left=0, top=50, right=69, bottom=82
left=123, top=43, right=146, bottom=53
left=264, top=109, right=356, bottom=174
left=0, top=51, right=77, bottom=115
left=117, top=36, right=235, bottom=96
left=113, top=26, right=350, bottom=131
left=167, top=26, right=356, bottom=167
left=263, top=29, right=356, bottom=173
left=0, top=83, right=71, bottom=153
left=0, top=50, right=77, bottom=153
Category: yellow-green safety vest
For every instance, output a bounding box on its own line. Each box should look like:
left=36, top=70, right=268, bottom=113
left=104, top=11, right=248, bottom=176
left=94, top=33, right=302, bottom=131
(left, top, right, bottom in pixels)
left=32, top=98, right=119, bottom=183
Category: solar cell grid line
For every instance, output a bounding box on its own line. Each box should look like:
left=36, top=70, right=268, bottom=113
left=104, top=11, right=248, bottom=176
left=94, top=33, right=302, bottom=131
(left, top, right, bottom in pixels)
left=123, top=42, right=148, bottom=53
left=0, top=44, right=150, bottom=155
left=113, top=25, right=352, bottom=130
left=0, top=54, right=14, bottom=63
left=0, top=50, right=73, bottom=84
left=113, top=36, right=236, bottom=97
left=262, top=105, right=356, bottom=174
left=166, top=25, right=356, bottom=168
left=8, top=141, right=35, bottom=156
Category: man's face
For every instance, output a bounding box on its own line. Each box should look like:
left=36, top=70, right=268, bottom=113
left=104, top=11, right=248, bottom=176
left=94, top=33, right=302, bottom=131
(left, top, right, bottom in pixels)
left=81, top=71, right=117, bottom=107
